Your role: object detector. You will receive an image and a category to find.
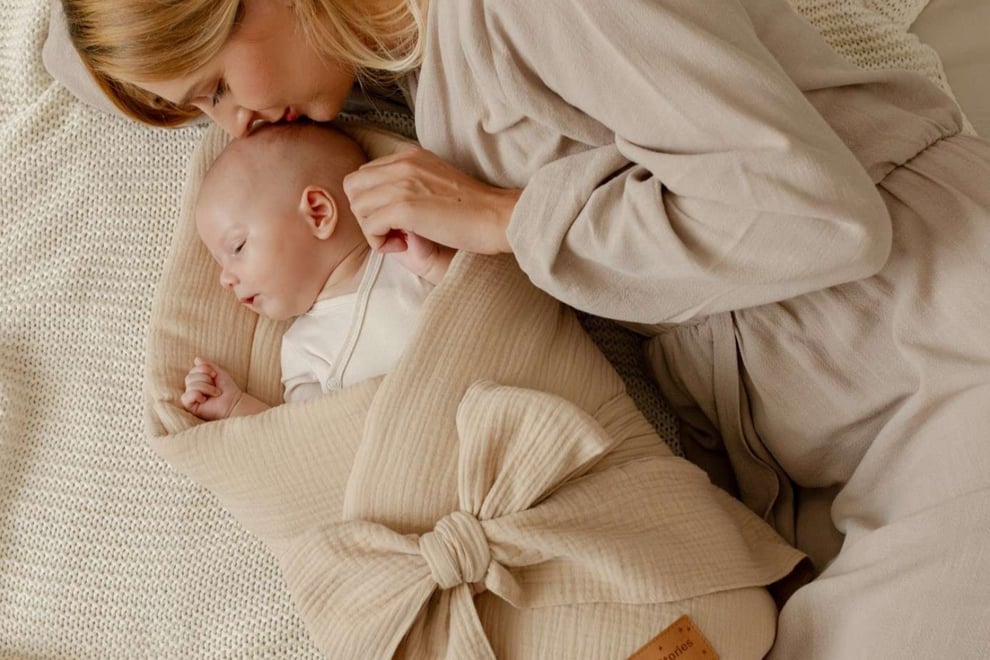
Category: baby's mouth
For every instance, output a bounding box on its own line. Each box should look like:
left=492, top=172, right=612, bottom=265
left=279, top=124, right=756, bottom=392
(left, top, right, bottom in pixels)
left=239, top=295, right=256, bottom=306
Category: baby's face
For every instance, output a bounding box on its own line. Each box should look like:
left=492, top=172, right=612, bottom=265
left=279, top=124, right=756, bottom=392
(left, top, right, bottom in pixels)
left=195, top=185, right=330, bottom=321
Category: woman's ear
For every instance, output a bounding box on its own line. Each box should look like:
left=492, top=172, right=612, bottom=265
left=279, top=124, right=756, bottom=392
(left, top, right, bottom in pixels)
left=300, top=185, right=338, bottom=239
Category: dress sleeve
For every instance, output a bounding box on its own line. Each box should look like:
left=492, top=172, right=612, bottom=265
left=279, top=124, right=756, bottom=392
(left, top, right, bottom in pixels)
left=486, top=0, right=892, bottom=323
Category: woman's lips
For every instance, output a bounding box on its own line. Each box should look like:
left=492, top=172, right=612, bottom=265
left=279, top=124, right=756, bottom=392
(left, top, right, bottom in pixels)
left=283, top=107, right=298, bottom=122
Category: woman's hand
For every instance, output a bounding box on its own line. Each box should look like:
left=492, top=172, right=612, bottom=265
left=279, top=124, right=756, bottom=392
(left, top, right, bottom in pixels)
left=343, top=147, right=520, bottom=256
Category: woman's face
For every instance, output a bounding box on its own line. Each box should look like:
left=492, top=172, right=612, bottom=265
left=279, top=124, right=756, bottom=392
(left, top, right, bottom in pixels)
left=136, top=0, right=357, bottom=137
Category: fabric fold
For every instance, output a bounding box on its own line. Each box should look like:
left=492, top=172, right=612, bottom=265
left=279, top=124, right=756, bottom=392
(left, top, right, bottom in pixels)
left=279, top=380, right=806, bottom=658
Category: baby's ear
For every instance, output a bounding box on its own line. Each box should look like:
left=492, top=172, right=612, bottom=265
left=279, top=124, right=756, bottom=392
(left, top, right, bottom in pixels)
left=300, top=185, right=338, bottom=239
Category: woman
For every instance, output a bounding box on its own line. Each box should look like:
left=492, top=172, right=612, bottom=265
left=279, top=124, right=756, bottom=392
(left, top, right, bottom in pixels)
left=64, top=0, right=990, bottom=656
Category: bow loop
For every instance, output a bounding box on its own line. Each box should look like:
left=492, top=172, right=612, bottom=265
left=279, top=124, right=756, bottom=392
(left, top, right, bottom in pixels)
left=420, top=510, right=491, bottom=589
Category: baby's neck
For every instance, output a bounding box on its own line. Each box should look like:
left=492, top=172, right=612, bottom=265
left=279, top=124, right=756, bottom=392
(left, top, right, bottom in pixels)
left=316, top=242, right=373, bottom=301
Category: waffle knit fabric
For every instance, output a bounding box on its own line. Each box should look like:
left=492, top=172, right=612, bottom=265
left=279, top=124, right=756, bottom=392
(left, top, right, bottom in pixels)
left=0, top=0, right=969, bottom=656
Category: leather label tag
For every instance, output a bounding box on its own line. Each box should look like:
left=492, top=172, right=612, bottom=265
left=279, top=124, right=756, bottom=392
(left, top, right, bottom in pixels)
left=627, top=614, right=719, bottom=660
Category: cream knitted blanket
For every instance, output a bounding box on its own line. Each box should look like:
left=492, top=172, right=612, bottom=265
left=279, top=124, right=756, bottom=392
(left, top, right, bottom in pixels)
left=0, top=0, right=971, bottom=655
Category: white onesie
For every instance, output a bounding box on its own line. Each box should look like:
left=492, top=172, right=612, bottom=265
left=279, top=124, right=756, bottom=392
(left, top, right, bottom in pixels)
left=280, top=250, right=434, bottom=403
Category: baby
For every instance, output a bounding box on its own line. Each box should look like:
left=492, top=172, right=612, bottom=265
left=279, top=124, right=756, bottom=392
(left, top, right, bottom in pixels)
left=181, top=122, right=454, bottom=420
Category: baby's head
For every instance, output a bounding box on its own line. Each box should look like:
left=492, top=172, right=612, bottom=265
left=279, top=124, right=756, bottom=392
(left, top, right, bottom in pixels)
left=195, top=122, right=368, bottom=321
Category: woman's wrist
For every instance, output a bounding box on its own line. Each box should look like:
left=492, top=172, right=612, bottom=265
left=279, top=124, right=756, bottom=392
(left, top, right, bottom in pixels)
left=490, top=187, right=521, bottom=254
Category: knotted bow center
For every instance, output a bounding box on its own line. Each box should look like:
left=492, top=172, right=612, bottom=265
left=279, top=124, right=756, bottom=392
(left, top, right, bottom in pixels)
left=419, top=510, right=491, bottom=589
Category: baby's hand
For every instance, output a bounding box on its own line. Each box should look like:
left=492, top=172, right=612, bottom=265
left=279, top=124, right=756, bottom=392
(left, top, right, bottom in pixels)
left=389, top=231, right=453, bottom=285
left=180, top=357, right=243, bottom=421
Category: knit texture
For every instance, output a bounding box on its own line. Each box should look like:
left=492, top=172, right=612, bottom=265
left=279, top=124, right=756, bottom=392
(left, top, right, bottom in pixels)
left=0, top=0, right=967, bottom=656
left=790, top=0, right=975, bottom=134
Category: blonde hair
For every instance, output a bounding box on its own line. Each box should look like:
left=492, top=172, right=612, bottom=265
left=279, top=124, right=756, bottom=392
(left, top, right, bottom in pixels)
left=294, top=0, right=426, bottom=85
left=61, top=0, right=427, bottom=127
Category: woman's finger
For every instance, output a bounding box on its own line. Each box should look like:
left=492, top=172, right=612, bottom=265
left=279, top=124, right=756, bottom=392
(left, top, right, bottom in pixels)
left=344, top=146, right=518, bottom=255
left=342, top=149, right=422, bottom=201
left=345, top=164, right=432, bottom=219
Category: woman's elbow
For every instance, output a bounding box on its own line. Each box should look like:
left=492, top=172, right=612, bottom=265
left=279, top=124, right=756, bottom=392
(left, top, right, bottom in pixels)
left=834, top=193, right=893, bottom=282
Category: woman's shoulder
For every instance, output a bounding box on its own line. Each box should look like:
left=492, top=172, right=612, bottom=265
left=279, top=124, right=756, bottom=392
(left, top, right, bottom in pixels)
left=436, top=0, right=586, bottom=34
left=475, top=0, right=583, bottom=27
left=447, top=0, right=639, bottom=52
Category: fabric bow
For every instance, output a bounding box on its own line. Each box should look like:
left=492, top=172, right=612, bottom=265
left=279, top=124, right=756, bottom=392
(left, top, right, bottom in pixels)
left=279, top=381, right=800, bottom=658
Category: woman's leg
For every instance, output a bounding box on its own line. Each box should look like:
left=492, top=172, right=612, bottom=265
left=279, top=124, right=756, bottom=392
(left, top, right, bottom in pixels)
left=765, top=135, right=990, bottom=657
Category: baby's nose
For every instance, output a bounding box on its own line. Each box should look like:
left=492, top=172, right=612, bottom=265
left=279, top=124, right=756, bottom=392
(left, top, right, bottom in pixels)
left=219, top=269, right=237, bottom=288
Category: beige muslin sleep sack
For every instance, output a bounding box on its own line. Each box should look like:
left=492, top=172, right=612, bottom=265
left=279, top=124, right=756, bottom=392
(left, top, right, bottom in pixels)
left=143, top=123, right=806, bottom=658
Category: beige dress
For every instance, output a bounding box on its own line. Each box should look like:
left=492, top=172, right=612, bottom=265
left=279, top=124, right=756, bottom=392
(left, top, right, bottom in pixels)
left=411, top=0, right=990, bottom=657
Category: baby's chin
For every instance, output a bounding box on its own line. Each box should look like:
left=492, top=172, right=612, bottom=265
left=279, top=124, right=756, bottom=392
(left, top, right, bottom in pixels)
left=263, top=310, right=297, bottom=322
left=262, top=304, right=311, bottom=322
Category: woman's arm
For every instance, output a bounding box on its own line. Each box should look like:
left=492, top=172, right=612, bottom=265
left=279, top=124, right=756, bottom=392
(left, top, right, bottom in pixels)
left=345, top=147, right=518, bottom=258
left=489, top=0, right=891, bottom=323
left=349, top=0, right=892, bottom=324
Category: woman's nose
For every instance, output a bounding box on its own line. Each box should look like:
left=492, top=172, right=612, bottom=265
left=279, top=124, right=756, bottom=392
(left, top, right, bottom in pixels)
left=205, top=103, right=258, bottom=139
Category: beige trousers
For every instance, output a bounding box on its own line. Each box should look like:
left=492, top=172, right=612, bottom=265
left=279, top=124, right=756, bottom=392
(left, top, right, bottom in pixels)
left=649, top=134, right=990, bottom=658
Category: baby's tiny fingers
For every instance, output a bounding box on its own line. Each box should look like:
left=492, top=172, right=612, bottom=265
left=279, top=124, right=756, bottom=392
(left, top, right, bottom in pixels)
left=194, top=357, right=220, bottom=377
left=180, top=390, right=204, bottom=410
left=193, top=382, right=222, bottom=398
left=185, top=370, right=214, bottom=388
left=188, top=364, right=216, bottom=378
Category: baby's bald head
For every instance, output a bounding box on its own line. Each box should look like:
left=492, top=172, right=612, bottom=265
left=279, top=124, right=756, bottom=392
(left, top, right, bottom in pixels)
left=196, top=122, right=368, bottom=225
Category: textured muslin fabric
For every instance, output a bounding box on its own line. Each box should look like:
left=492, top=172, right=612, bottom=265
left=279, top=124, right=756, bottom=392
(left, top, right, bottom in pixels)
left=144, top=128, right=807, bottom=653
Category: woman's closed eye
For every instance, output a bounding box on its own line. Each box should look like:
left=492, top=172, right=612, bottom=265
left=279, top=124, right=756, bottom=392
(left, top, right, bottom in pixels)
left=211, top=79, right=228, bottom=107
